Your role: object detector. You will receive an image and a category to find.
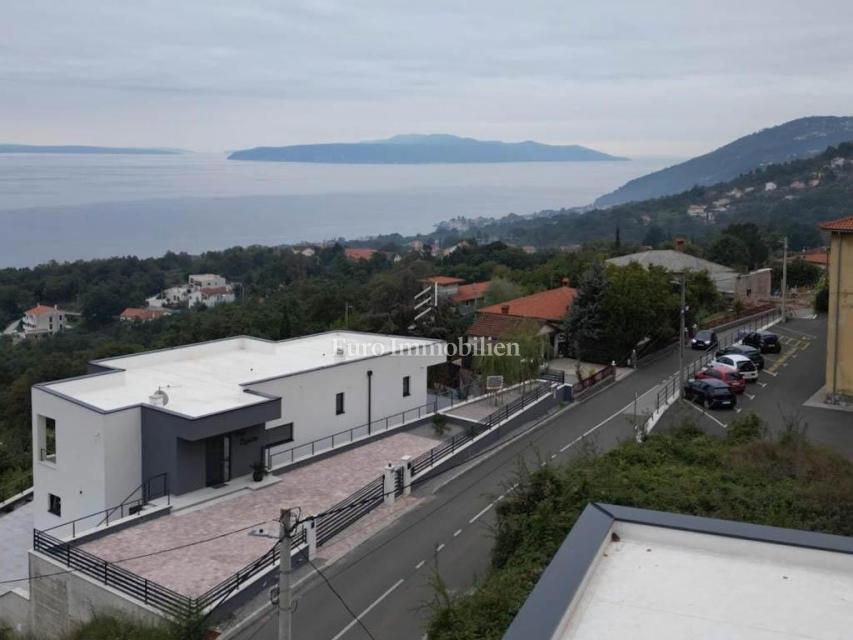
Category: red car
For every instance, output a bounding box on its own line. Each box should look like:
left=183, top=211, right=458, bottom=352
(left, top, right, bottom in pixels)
left=695, top=365, right=746, bottom=394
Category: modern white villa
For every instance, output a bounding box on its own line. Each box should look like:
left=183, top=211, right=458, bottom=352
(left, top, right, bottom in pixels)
left=147, top=273, right=237, bottom=309
left=31, top=331, right=445, bottom=530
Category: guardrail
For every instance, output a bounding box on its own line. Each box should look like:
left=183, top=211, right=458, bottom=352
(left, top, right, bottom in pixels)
left=266, top=401, right=439, bottom=469
left=33, top=529, right=192, bottom=618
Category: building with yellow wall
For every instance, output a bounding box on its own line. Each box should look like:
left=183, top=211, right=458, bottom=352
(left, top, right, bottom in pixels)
left=821, top=216, right=853, bottom=404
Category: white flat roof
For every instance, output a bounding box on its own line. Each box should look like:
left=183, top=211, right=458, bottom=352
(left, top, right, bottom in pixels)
left=559, top=521, right=853, bottom=640
left=42, top=332, right=443, bottom=417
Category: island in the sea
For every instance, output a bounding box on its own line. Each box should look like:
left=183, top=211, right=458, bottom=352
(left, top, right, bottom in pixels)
left=0, top=144, right=184, bottom=155
left=228, top=133, right=627, bottom=164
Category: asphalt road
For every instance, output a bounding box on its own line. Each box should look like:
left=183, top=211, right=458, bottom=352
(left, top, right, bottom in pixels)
left=233, top=313, right=833, bottom=640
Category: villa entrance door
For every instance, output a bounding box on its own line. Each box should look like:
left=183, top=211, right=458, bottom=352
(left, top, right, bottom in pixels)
left=205, top=434, right=231, bottom=486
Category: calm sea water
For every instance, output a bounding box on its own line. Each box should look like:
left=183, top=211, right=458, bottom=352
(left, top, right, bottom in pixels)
left=0, top=153, right=675, bottom=267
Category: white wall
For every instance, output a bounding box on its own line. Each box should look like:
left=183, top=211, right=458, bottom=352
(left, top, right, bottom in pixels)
left=247, top=351, right=443, bottom=449
left=31, top=388, right=142, bottom=532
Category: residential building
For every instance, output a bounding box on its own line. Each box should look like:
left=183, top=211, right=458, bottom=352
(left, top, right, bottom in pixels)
left=119, top=308, right=167, bottom=322
left=793, top=248, right=829, bottom=270
left=31, top=331, right=445, bottom=530
left=765, top=181, right=777, bottom=191
left=686, top=204, right=706, bottom=217
left=467, top=281, right=577, bottom=356
left=188, top=285, right=236, bottom=308
left=606, top=250, right=771, bottom=305
left=790, top=180, right=806, bottom=190
left=451, top=281, right=491, bottom=314
left=820, top=215, right=853, bottom=403
left=188, top=274, right=227, bottom=289
left=344, top=247, right=377, bottom=261
left=22, top=304, right=66, bottom=337
left=503, top=503, right=853, bottom=640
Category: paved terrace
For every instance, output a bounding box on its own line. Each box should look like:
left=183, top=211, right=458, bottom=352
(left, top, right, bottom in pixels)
left=79, top=430, right=443, bottom=597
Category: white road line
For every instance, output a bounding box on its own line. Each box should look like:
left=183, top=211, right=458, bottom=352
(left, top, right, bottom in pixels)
left=758, top=382, right=768, bottom=388
left=436, top=543, right=445, bottom=552
left=558, top=396, right=646, bottom=454
left=415, top=560, right=425, bottom=570
left=735, top=408, right=742, bottom=413
left=682, top=399, right=728, bottom=429
left=453, top=529, right=462, bottom=537
left=469, top=503, right=494, bottom=524
left=330, top=578, right=405, bottom=640
left=763, top=370, right=778, bottom=377
left=745, top=393, right=755, bottom=400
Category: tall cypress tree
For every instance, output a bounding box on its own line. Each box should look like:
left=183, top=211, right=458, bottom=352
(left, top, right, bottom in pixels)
left=563, top=262, right=609, bottom=361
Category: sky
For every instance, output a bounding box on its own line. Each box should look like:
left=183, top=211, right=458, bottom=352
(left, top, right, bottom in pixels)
left=2, top=0, right=853, bottom=157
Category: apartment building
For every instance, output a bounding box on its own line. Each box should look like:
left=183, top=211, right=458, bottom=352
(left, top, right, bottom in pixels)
left=22, top=304, right=66, bottom=337
left=31, top=331, right=445, bottom=530
left=148, top=273, right=236, bottom=309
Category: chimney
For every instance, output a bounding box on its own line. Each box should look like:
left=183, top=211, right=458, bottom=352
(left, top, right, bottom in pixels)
left=149, top=388, right=169, bottom=407
left=561, top=277, right=570, bottom=287
left=501, top=304, right=510, bottom=315
left=674, top=237, right=686, bottom=252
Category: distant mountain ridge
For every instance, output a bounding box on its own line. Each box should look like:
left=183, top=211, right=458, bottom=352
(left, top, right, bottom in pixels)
left=0, top=144, right=184, bottom=155
left=228, top=134, right=627, bottom=164
left=595, top=116, right=853, bottom=207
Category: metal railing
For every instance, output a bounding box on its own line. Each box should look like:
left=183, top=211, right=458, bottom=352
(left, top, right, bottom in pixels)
left=266, top=401, right=439, bottom=469
left=572, top=364, right=615, bottom=397
left=316, top=475, right=385, bottom=546
left=540, top=368, right=566, bottom=384
left=42, top=473, right=169, bottom=539
left=33, top=529, right=192, bottom=618
left=411, top=380, right=554, bottom=477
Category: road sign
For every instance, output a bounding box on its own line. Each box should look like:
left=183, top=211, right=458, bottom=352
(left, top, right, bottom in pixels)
left=486, top=375, right=504, bottom=391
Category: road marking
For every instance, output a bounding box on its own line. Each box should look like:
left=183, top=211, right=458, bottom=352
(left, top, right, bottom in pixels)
left=469, top=503, right=494, bottom=524
left=415, top=560, right=425, bottom=570
left=757, top=382, right=767, bottom=388
left=735, top=408, right=742, bottom=413
left=682, top=399, right=728, bottom=429
left=330, top=578, right=405, bottom=640
left=745, top=393, right=755, bottom=400
left=763, top=370, right=778, bottom=377
left=436, top=543, right=445, bottom=552
left=453, top=529, right=462, bottom=538
left=776, top=326, right=817, bottom=339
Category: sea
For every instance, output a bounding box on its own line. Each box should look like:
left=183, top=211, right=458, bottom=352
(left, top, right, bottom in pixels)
left=0, top=153, right=675, bottom=267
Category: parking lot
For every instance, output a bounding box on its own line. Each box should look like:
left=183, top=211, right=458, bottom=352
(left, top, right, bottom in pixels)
left=656, top=315, right=853, bottom=457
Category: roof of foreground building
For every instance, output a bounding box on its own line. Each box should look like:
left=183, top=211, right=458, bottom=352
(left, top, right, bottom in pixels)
left=503, top=503, right=853, bottom=640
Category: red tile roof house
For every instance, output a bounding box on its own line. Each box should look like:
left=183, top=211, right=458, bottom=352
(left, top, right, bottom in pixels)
left=119, top=307, right=167, bottom=322
left=344, top=247, right=378, bottom=261
left=451, top=281, right=491, bottom=314
left=22, top=304, right=67, bottom=337
left=467, top=281, right=577, bottom=357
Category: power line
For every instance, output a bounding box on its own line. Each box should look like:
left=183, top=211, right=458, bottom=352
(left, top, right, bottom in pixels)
left=0, top=518, right=274, bottom=585
left=306, top=557, right=378, bottom=640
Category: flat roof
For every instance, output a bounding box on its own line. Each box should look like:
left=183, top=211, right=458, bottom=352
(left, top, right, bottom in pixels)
left=40, top=331, right=443, bottom=417
left=504, top=504, right=853, bottom=640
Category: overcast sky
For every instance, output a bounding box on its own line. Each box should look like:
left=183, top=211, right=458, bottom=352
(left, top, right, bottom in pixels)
left=2, top=1, right=852, bottom=157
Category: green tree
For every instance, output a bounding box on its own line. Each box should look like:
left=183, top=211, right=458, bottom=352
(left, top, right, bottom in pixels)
left=81, top=285, right=125, bottom=326
left=563, top=263, right=608, bottom=361
left=483, top=278, right=524, bottom=306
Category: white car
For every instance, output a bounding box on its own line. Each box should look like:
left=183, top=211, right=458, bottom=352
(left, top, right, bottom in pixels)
left=712, top=354, right=758, bottom=381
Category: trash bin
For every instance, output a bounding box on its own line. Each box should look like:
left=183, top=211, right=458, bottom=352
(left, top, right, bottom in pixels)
left=562, top=385, right=573, bottom=403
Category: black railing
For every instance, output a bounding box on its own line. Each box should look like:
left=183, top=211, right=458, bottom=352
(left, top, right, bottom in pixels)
left=540, top=368, right=566, bottom=384
left=43, top=473, right=169, bottom=540
left=267, top=401, right=439, bottom=469
left=33, top=529, right=192, bottom=618
left=410, top=381, right=554, bottom=477
left=316, top=476, right=385, bottom=546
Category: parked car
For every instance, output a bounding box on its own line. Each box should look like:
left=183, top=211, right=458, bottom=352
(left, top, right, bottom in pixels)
left=712, top=354, right=758, bottom=381
left=715, top=344, right=765, bottom=370
left=740, top=331, right=782, bottom=354
left=691, top=329, right=718, bottom=350
left=695, top=365, right=746, bottom=394
left=684, top=378, right=738, bottom=409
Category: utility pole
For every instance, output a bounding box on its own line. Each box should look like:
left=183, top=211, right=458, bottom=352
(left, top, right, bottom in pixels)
left=678, top=272, right=686, bottom=399
left=278, top=508, right=293, bottom=640
left=781, top=236, right=788, bottom=322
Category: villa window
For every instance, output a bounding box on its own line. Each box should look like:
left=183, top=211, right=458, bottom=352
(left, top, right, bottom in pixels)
left=48, top=493, right=61, bottom=517
left=336, top=392, right=345, bottom=415
left=39, top=416, right=57, bottom=463
left=403, top=376, right=411, bottom=397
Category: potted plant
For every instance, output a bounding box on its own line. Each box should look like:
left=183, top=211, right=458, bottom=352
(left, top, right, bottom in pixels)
left=432, top=413, right=450, bottom=437
left=250, top=461, right=266, bottom=482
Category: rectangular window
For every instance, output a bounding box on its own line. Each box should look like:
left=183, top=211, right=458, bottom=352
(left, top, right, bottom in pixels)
left=335, top=392, right=345, bottom=415
left=403, top=376, right=411, bottom=397
left=41, top=417, right=57, bottom=463
left=269, top=422, right=294, bottom=445
left=48, top=493, right=61, bottom=517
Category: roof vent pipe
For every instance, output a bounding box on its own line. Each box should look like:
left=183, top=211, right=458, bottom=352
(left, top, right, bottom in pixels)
left=149, top=387, right=169, bottom=407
